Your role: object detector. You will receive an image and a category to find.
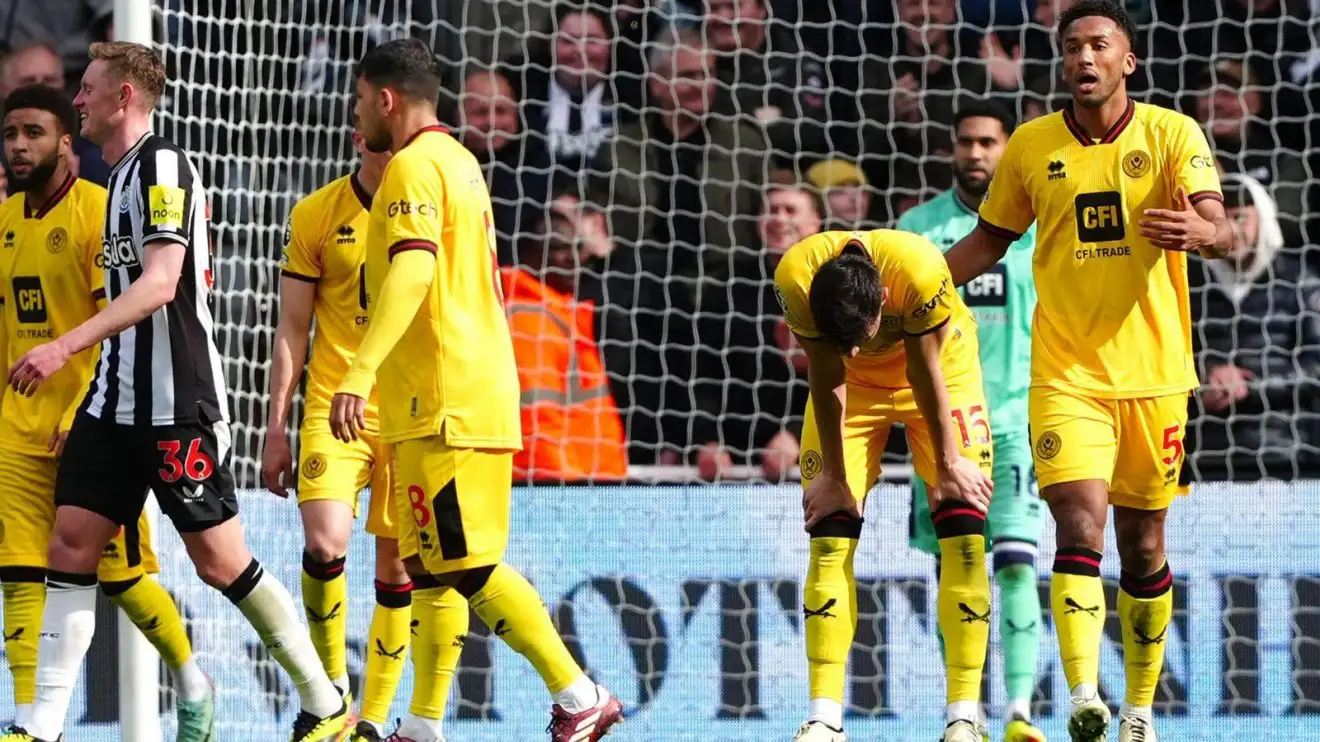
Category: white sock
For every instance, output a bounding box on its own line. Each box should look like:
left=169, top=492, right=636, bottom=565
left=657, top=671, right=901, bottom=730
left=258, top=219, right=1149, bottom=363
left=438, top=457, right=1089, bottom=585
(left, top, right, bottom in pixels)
left=1122, top=704, right=1153, bottom=720
left=808, top=697, right=844, bottom=729
left=1005, top=697, right=1031, bottom=723
left=551, top=675, right=600, bottom=713
left=171, top=657, right=211, bottom=704
left=946, top=700, right=979, bottom=725
left=396, top=713, right=445, bottom=741
left=27, top=575, right=98, bottom=740
left=1071, top=682, right=1099, bottom=702
left=331, top=673, right=350, bottom=698
left=14, top=703, right=32, bottom=728
left=228, top=564, right=341, bottom=718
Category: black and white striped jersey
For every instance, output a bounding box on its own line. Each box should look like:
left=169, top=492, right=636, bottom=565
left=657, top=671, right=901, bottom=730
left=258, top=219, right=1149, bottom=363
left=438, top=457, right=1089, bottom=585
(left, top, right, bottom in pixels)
left=84, top=133, right=229, bottom=426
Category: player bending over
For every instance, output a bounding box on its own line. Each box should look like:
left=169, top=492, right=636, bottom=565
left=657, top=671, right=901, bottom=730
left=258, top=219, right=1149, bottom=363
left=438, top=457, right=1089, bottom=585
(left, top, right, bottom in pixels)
left=900, top=98, right=1047, bottom=742
left=264, top=132, right=416, bottom=742
left=1, top=43, right=349, bottom=742
left=0, top=84, right=216, bottom=741
left=943, top=2, right=1232, bottom=740
left=778, top=230, right=996, bottom=742
left=328, top=38, right=622, bottom=742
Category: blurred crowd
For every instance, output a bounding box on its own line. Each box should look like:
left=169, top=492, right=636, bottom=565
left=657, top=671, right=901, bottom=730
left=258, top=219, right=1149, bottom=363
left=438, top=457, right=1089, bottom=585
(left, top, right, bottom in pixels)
left=2, top=0, right=1318, bottom=484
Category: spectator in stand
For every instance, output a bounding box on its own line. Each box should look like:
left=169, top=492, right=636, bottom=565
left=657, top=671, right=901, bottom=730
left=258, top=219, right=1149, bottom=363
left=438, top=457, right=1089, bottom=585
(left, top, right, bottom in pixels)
left=0, top=41, right=108, bottom=187
left=696, top=172, right=822, bottom=481
left=2, top=0, right=112, bottom=83
left=1187, top=173, right=1320, bottom=480
left=502, top=195, right=629, bottom=484
left=451, top=65, right=552, bottom=265
left=702, top=0, right=848, bottom=170
left=1186, top=59, right=1277, bottom=187
left=510, top=1, right=643, bottom=177
left=860, top=0, right=990, bottom=197
left=805, top=158, right=877, bottom=231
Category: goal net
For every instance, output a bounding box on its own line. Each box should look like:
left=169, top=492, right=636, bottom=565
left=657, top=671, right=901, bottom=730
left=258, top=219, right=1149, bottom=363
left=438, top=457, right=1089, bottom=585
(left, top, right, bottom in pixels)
left=20, top=0, right=1320, bottom=739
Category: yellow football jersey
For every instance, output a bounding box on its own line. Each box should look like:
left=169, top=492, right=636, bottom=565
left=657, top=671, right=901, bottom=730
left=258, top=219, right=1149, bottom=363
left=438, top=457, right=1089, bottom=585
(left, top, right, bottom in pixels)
left=774, top=229, right=979, bottom=389
left=978, top=101, right=1221, bottom=398
left=365, top=125, right=521, bottom=448
left=0, top=176, right=106, bottom=455
left=281, top=172, right=378, bottom=427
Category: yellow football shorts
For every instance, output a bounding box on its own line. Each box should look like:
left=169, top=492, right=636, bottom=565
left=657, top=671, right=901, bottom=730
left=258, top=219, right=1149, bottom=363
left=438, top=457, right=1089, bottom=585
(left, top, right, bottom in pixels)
left=390, top=436, right=512, bottom=574
left=0, top=448, right=158, bottom=581
left=1028, top=385, right=1190, bottom=510
left=799, top=373, right=995, bottom=502
left=297, top=425, right=396, bottom=538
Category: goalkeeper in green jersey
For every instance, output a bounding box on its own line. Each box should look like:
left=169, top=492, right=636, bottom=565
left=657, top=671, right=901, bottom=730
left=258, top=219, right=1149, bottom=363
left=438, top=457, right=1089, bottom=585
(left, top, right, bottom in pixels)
left=899, top=98, right=1047, bottom=742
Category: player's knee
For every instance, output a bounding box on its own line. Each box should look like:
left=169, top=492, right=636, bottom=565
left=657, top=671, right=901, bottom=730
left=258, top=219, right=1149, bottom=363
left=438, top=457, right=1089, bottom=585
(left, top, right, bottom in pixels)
left=807, top=513, right=863, bottom=540
left=1115, top=526, right=1165, bottom=575
left=193, top=551, right=250, bottom=590
left=302, top=541, right=347, bottom=566
left=374, top=541, right=409, bottom=585
left=1050, top=505, right=1106, bottom=551
left=47, top=527, right=101, bottom=574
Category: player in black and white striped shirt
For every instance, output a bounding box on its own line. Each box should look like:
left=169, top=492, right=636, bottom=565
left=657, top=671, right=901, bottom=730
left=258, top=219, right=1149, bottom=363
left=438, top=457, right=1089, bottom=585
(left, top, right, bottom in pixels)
left=2, top=43, right=350, bottom=742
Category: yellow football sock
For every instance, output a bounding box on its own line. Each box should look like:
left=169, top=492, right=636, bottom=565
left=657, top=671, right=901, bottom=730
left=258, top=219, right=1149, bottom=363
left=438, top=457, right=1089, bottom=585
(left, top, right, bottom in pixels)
left=1051, top=547, right=1106, bottom=692
left=104, top=573, right=194, bottom=670
left=1, top=573, right=46, bottom=705
left=1118, top=561, right=1174, bottom=707
left=301, top=552, right=349, bottom=689
left=468, top=563, right=581, bottom=694
left=360, top=580, right=417, bottom=724
left=931, top=502, right=991, bottom=705
left=804, top=534, right=858, bottom=703
left=405, top=584, right=470, bottom=719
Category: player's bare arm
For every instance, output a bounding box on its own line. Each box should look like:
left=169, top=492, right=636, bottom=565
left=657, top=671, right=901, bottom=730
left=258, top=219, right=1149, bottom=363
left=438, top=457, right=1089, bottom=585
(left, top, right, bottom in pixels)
left=798, top=335, right=859, bottom=529
left=263, top=275, right=317, bottom=495
left=1140, top=185, right=1234, bottom=258
left=903, top=324, right=993, bottom=512
left=944, top=226, right=1014, bottom=287
left=7, top=239, right=185, bottom=396
left=330, top=248, right=436, bottom=442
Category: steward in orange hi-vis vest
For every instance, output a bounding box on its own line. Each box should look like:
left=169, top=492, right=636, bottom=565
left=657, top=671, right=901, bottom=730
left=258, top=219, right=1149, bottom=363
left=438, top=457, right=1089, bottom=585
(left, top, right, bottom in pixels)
left=501, top=267, right=627, bottom=483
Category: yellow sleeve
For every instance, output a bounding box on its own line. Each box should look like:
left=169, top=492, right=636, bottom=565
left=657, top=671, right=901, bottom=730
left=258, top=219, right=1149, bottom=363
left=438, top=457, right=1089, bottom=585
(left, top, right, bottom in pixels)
left=338, top=249, right=436, bottom=398
left=898, top=238, right=956, bottom=336
left=377, top=153, right=446, bottom=257
left=279, top=198, right=322, bottom=282
left=773, top=246, right=820, bottom=340
left=977, top=129, right=1035, bottom=239
left=1168, top=114, right=1223, bottom=206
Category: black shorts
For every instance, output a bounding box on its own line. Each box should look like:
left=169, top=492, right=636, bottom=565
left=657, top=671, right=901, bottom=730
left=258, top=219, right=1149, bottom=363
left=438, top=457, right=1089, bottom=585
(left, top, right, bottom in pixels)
left=55, top=412, right=239, bottom=533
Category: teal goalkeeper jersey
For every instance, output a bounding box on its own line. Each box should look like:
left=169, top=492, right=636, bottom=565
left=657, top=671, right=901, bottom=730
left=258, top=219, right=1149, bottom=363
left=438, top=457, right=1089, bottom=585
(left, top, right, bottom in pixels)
left=896, top=189, right=1036, bottom=438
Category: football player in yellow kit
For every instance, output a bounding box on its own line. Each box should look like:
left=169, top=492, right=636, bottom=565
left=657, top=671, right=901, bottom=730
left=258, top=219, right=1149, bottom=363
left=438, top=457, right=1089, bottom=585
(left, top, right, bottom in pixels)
left=776, top=230, right=995, bottom=742
left=264, top=132, right=411, bottom=741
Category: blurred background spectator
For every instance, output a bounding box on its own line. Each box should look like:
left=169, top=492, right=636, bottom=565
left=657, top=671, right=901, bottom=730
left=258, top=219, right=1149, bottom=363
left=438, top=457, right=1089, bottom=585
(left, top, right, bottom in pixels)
left=1, top=0, right=112, bottom=83
left=806, top=159, right=880, bottom=231
left=1187, top=173, right=1320, bottom=480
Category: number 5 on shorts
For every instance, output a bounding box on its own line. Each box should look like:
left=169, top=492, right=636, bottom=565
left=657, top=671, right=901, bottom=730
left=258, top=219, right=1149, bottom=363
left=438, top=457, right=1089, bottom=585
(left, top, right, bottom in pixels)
left=157, top=438, right=215, bottom=483
left=1160, top=424, right=1184, bottom=466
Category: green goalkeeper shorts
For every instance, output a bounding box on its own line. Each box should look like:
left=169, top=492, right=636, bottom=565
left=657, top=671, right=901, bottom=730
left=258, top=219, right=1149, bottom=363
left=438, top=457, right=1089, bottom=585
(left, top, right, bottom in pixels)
left=909, top=433, right=1046, bottom=556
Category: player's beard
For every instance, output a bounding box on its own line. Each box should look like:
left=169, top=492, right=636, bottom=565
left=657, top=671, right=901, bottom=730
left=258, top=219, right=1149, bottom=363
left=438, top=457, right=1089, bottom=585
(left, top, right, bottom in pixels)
left=9, top=152, right=59, bottom=194
left=363, top=125, right=392, bottom=154
left=953, top=166, right=989, bottom=198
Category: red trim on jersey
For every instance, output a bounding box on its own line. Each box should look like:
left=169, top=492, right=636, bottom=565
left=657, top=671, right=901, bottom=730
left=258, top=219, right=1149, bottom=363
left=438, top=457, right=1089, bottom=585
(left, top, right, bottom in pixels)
left=280, top=269, right=318, bottom=283
left=977, top=216, right=1022, bottom=241
left=24, top=172, right=76, bottom=220
left=387, top=239, right=438, bottom=261
left=350, top=171, right=372, bottom=210
left=1062, top=99, right=1135, bottom=147
left=1188, top=190, right=1224, bottom=204
left=401, top=125, right=450, bottom=149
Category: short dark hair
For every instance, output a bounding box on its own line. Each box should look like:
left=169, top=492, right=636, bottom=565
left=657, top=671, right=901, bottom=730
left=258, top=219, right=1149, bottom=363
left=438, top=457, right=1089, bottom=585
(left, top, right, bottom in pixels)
left=356, top=38, right=446, bottom=106
left=1058, top=0, right=1137, bottom=47
left=953, top=97, right=1016, bottom=139
left=809, top=242, right=884, bottom=352
left=2, top=84, right=79, bottom=137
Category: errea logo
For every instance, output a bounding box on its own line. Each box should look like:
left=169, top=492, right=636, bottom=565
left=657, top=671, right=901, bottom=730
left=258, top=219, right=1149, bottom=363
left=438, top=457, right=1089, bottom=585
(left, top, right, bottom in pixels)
left=387, top=199, right=437, bottom=219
